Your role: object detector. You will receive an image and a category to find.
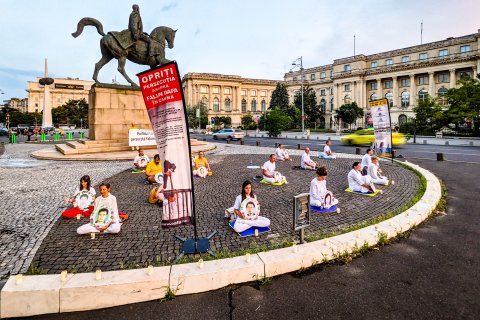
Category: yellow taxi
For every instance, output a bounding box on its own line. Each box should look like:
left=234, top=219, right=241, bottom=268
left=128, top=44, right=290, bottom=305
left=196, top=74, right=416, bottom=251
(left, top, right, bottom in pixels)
left=340, top=128, right=406, bottom=145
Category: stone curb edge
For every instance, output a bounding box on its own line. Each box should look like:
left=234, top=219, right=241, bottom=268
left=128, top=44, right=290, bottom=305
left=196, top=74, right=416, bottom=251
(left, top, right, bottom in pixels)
left=0, top=160, right=441, bottom=318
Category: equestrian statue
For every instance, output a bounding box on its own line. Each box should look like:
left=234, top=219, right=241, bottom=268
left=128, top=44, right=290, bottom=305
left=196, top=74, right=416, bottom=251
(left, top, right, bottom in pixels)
left=72, top=4, right=177, bottom=87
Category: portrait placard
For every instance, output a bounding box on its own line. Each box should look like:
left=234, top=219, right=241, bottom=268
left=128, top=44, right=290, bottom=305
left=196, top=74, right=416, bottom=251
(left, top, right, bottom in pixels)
left=293, top=193, right=310, bottom=231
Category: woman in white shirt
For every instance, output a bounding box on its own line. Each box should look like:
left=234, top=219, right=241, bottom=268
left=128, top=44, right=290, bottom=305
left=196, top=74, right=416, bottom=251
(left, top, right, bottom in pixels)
left=320, top=140, right=336, bottom=159
left=77, top=183, right=122, bottom=234
left=368, top=156, right=389, bottom=185
left=61, top=175, right=96, bottom=218
left=310, top=167, right=339, bottom=208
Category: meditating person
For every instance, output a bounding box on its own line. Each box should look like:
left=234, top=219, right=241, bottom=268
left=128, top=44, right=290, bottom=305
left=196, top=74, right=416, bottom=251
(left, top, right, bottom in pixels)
left=193, top=151, right=212, bottom=177
left=361, top=149, right=373, bottom=175
left=368, top=156, right=389, bottom=185
left=230, top=181, right=270, bottom=233
left=310, top=166, right=339, bottom=208
left=61, top=175, right=96, bottom=218
left=275, top=144, right=291, bottom=161
left=301, top=147, right=317, bottom=170
left=320, top=140, right=336, bottom=159
left=145, top=154, right=163, bottom=184
left=133, top=148, right=150, bottom=170
left=77, top=183, right=122, bottom=234
left=262, top=154, right=287, bottom=183
left=348, top=161, right=376, bottom=193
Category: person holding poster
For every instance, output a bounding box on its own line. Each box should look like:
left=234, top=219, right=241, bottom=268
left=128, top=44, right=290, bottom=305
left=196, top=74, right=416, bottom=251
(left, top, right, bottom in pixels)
left=231, top=181, right=270, bottom=233
left=193, top=151, right=212, bottom=177
left=262, top=154, right=287, bottom=183
left=301, top=147, right=317, bottom=170
left=133, top=149, right=150, bottom=170
left=145, top=154, right=163, bottom=184
left=61, top=175, right=96, bottom=218
left=310, top=166, right=339, bottom=208
left=368, top=156, right=389, bottom=185
left=348, top=162, right=376, bottom=193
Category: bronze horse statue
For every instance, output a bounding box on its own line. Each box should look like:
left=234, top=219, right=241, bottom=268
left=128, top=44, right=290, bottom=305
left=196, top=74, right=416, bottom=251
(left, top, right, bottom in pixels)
left=72, top=18, right=176, bottom=87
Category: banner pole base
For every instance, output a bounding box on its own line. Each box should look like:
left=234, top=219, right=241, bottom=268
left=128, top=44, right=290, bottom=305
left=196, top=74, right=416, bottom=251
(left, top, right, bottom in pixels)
left=174, top=231, right=217, bottom=263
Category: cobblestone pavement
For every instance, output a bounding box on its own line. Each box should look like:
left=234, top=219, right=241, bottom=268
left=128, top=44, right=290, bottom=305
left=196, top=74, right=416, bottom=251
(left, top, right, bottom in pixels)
left=29, top=144, right=420, bottom=275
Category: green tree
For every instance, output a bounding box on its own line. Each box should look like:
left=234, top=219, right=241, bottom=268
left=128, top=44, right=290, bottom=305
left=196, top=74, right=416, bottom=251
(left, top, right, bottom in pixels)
left=219, top=116, right=232, bottom=127
left=52, top=98, right=88, bottom=127
left=335, top=102, right=364, bottom=129
left=269, top=82, right=289, bottom=111
left=413, top=96, right=445, bottom=134
left=241, top=114, right=257, bottom=130
left=186, top=102, right=208, bottom=129
left=265, top=109, right=292, bottom=137
left=294, top=84, right=320, bottom=127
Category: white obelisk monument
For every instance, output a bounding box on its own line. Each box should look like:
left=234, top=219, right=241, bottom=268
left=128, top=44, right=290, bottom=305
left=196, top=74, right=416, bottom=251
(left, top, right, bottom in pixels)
left=40, top=58, right=54, bottom=127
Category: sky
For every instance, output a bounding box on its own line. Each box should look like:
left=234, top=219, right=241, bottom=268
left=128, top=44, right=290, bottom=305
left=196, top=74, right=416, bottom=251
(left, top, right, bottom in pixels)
left=0, top=0, right=479, bottom=100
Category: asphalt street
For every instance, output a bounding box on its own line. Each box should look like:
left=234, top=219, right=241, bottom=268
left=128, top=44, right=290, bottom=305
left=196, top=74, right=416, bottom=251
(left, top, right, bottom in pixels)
left=20, top=157, right=480, bottom=319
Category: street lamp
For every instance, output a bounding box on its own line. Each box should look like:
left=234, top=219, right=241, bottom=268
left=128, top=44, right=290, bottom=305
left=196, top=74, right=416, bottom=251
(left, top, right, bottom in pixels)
left=291, top=56, right=304, bottom=133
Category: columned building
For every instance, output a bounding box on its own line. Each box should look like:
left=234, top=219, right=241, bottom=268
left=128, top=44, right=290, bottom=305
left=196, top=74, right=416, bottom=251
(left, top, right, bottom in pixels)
left=181, top=73, right=278, bottom=127
left=285, top=30, right=480, bottom=129
left=26, top=77, right=95, bottom=113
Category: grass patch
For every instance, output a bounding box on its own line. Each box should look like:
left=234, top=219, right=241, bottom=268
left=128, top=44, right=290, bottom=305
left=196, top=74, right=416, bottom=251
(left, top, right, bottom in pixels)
left=25, top=263, right=46, bottom=275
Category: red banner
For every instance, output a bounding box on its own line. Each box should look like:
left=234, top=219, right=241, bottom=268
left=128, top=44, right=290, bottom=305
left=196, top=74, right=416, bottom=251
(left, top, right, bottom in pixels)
left=137, top=62, right=193, bottom=228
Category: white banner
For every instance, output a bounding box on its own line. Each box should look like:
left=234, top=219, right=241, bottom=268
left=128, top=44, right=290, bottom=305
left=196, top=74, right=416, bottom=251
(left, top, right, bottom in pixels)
left=128, top=129, right=156, bottom=147
left=369, top=99, right=392, bottom=157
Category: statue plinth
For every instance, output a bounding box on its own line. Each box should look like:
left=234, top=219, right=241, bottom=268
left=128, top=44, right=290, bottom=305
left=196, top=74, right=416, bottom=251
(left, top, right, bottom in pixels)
left=88, top=83, right=151, bottom=141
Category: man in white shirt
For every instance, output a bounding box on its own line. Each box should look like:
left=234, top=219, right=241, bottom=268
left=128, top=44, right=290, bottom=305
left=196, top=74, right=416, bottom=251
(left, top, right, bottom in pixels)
left=301, top=147, right=317, bottom=170
left=275, top=144, right=291, bottom=161
left=320, top=140, right=336, bottom=159
left=262, top=154, right=287, bottom=183
left=368, top=156, right=389, bottom=185
left=133, top=149, right=150, bottom=169
left=360, top=148, right=373, bottom=175
left=348, top=161, right=375, bottom=193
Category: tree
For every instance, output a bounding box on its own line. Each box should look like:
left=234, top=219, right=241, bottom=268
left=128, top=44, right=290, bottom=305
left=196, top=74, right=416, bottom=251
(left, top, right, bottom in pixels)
left=265, top=109, right=292, bottom=137
left=241, top=114, right=257, bottom=130
left=413, top=96, right=445, bottom=134
left=294, top=84, right=320, bottom=127
left=52, top=98, right=88, bottom=127
left=219, top=116, right=232, bottom=127
left=335, top=102, right=364, bottom=129
left=269, top=82, right=289, bottom=111
left=186, top=101, right=208, bottom=129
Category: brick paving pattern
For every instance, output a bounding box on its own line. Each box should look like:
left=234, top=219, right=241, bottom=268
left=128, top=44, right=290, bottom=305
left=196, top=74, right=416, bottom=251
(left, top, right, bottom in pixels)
left=30, top=149, right=419, bottom=275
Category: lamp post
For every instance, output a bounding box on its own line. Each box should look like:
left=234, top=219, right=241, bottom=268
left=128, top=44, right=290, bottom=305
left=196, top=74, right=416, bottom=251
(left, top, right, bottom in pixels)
left=291, top=56, right=304, bottom=133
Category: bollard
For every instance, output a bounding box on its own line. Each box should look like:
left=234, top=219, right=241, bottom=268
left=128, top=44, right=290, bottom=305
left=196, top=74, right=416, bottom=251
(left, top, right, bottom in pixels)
left=227, top=139, right=231, bottom=144
left=240, top=140, right=244, bottom=145
left=297, top=143, right=302, bottom=150
left=295, top=136, right=298, bottom=139
left=445, top=141, right=449, bottom=145
left=423, top=140, right=427, bottom=144
left=355, top=147, right=362, bottom=155
left=469, top=141, right=474, bottom=146
left=67, top=132, right=73, bottom=140
left=54, top=132, right=60, bottom=141
left=41, top=133, right=46, bottom=142
left=79, top=132, right=84, bottom=139
left=256, top=141, right=260, bottom=146
left=391, top=150, right=397, bottom=158
left=436, top=153, right=445, bottom=161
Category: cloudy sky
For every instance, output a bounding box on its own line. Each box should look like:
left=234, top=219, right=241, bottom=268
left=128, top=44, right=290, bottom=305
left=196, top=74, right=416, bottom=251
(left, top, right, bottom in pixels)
left=0, top=0, right=478, bottom=100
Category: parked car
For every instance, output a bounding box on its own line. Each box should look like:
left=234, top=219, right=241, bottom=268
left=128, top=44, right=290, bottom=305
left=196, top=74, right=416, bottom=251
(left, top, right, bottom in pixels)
left=212, top=128, right=245, bottom=141
left=0, top=128, right=8, bottom=136
left=340, top=128, right=406, bottom=145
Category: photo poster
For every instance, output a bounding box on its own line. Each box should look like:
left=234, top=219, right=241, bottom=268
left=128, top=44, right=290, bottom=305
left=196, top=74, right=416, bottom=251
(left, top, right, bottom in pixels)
left=137, top=62, right=194, bottom=228
left=369, top=98, right=393, bottom=157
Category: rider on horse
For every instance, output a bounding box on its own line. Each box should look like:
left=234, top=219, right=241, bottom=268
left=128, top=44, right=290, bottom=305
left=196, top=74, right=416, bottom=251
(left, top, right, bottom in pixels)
left=129, top=4, right=154, bottom=56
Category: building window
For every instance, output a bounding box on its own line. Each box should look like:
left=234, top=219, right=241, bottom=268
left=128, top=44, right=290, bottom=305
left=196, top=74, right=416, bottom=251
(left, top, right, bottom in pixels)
left=370, top=82, right=378, bottom=90
left=438, top=87, right=448, bottom=106
left=330, top=71, right=333, bottom=77
left=460, top=45, right=471, bottom=53
left=400, top=78, right=410, bottom=87
left=320, top=89, right=326, bottom=96
left=384, top=80, right=393, bottom=89
left=419, top=53, right=428, bottom=60
left=213, top=98, right=220, bottom=112
left=200, top=86, right=208, bottom=93
left=320, top=99, right=326, bottom=113
left=438, top=49, right=448, bottom=57
left=438, top=73, right=449, bottom=83
left=261, top=99, right=266, bottom=112
left=401, top=91, right=410, bottom=108
left=241, top=89, right=247, bottom=96
left=330, top=87, right=334, bottom=95
left=344, top=64, right=351, bottom=71
left=369, top=93, right=378, bottom=101
left=460, top=71, right=472, bottom=79
left=212, top=87, right=220, bottom=94
left=293, top=77, right=298, bottom=81
left=310, top=74, right=316, bottom=80
left=371, top=61, right=378, bottom=69
left=330, top=98, right=334, bottom=112
left=344, top=95, right=351, bottom=104
left=251, top=90, right=256, bottom=96
left=201, top=97, right=208, bottom=108
left=398, top=114, right=407, bottom=125
left=302, top=75, right=306, bottom=80
left=418, top=76, right=428, bottom=85
left=401, top=56, right=410, bottom=63
left=224, top=98, right=231, bottom=111
left=224, top=87, right=231, bottom=94
left=385, top=59, right=393, bottom=66
left=320, top=71, right=326, bottom=79
left=260, top=90, right=267, bottom=97
left=241, top=99, right=247, bottom=112
left=251, top=99, right=257, bottom=112
left=418, top=89, right=428, bottom=101
left=344, top=84, right=351, bottom=91
left=385, top=92, right=393, bottom=108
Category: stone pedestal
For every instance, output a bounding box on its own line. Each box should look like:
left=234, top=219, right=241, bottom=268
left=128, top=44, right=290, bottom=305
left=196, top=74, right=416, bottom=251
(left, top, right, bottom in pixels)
left=88, top=83, right=152, bottom=141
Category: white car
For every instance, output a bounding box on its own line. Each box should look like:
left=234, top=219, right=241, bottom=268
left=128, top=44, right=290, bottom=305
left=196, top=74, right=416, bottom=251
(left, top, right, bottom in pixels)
left=212, top=128, right=245, bottom=141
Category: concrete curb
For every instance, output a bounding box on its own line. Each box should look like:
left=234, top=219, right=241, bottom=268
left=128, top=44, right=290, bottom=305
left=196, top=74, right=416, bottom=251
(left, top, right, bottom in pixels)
left=0, top=161, right=441, bottom=318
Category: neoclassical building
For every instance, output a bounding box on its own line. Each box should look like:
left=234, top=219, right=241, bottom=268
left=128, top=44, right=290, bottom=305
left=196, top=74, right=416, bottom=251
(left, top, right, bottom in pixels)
left=181, top=73, right=278, bottom=127
left=285, top=30, right=480, bottom=128
left=26, top=77, right=95, bottom=113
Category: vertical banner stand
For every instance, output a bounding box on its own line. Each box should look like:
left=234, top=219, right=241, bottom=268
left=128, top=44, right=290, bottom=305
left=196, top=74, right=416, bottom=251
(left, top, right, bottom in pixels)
left=137, top=62, right=216, bottom=263
left=388, top=104, right=394, bottom=164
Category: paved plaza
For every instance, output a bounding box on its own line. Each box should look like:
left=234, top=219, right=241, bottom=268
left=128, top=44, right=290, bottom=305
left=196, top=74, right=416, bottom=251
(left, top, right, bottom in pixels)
left=0, top=143, right=420, bottom=279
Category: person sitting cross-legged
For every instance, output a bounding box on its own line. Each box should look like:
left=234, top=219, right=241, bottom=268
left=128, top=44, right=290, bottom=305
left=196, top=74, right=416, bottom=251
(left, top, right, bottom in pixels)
left=275, top=144, right=291, bottom=161
left=133, top=148, right=150, bottom=170
left=193, top=151, right=212, bottom=177
left=361, top=148, right=373, bottom=175
left=310, top=166, right=339, bottom=208
left=232, top=181, right=270, bottom=233
left=320, top=140, right=336, bottom=159
left=368, top=156, right=389, bottom=185
left=262, top=154, right=287, bottom=184
left=348, top=161, right=376, bottom=193
left=301, top=147, right=317, bottom=170
left=145, top=154, right=163, bottom=184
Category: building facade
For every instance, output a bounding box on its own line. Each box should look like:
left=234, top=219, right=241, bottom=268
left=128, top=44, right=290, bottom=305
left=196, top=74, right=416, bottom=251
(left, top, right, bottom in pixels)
left=285, top=30, right=480, bottom=129
left=26, top=77, right=95, bottom=113
left=181, top=73, right=278, bottom=127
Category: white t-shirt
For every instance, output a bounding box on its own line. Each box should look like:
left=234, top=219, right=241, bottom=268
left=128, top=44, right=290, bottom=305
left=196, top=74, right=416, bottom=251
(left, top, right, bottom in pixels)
left=348, top=169, right=364, bottom=190
left=301, top=152, right=313, bottom=168
left=233, top=194, right=257, bottom=210
left=262, top=160, right=276, bottom=177
left=134, top=155, right=150, bottom=167
left=368, top=163, right=381, bottom=179
left=361, top=153, right=372, bottom=169
left=275, top=148, right=285, bottom=159
left=74, top=187, right=96, bottom=197
left=310, top=178, right=327, bottom=203
left=95, top=194, right=119, bottom=223
left=323, top=145, right=332, bottom=155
